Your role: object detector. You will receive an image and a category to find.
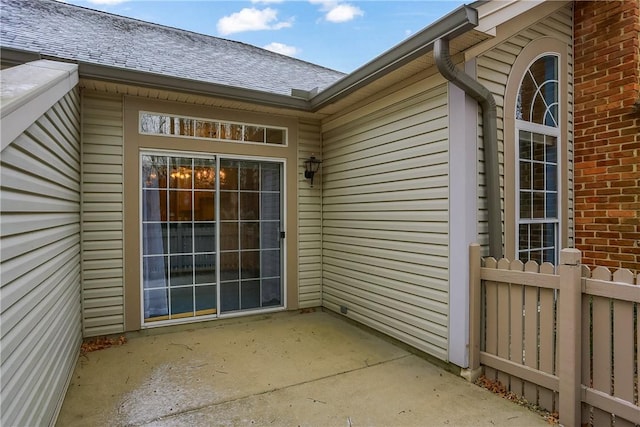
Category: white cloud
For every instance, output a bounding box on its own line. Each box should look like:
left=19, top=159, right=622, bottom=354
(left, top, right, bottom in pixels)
left=309, top=0, right=363, bottom=23
left=251, top=0, right=284, bottom=3
left=325, top=4, right=363, bottom=23
left=264, top=42, right=300, bottom=57
left=217, top=7, right=293, bottom=36
left=309, top=0, right=336, bottom=8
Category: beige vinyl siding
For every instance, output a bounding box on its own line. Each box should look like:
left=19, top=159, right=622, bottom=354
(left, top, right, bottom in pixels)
left=321, top=75, right=450, bottom=360
left=476, top=5, right=574, bottom=252
left=297, top=119, right=323, bottom=307
left=0, top=88, right=81, bottom=426
left=81, top=92, right=125, bottom=337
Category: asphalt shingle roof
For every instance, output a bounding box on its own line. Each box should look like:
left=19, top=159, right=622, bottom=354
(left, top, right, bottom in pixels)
left=0, top=0, right=346, bottom=96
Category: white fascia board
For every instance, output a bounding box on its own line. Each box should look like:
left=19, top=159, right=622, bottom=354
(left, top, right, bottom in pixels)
left=1, top=60, right=79, bottom=151
left=474, top=0, right=546, bottom=36
left=464, top=0, right=571, bottom=61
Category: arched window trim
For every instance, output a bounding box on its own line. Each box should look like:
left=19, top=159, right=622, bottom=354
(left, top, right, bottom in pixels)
left=516, top=53, right=562, bottom=264
left=504, top=38, right=569, bottom=263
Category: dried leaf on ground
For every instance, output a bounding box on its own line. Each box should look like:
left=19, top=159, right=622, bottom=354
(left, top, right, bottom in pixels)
left=546, top=412, right=559, bottom=424
left=81, top=336, right=127, bottom=354
left=474, top=375, right=559, bottom=425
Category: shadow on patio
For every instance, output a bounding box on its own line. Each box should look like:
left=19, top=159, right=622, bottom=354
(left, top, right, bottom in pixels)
left=57, top=310, right=547, bottom=426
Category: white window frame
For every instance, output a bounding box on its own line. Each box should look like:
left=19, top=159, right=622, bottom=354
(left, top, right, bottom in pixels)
left=515, top=120, right=561, bottom=264
left=514, top=53, right=562, bottom=265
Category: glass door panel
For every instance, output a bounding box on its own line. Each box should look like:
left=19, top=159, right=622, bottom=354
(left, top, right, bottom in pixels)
left=219, top=159, right=283, bottom=313
left=141, top=154, right=217, bottom=323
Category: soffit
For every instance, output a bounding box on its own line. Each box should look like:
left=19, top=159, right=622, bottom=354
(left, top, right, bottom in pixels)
left=79, top=79, right=327, bottom=121
left=472, top=0, right=571, bottom=36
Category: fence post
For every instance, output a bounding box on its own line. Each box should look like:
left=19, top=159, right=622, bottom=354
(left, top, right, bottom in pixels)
left=558, top=248, right=582, bottom=427
left=461, top=243, right=482, bottom=382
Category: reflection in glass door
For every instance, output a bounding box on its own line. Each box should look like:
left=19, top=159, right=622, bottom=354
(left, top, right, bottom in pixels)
left=219, top=159, right=282, bottom=313
left=141, top=153, right=283, bottom=324
left=141, top=155, right=217, bottom=322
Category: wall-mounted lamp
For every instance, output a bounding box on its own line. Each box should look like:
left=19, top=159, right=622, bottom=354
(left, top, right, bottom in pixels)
left=304, top=155, right=322, bottom=187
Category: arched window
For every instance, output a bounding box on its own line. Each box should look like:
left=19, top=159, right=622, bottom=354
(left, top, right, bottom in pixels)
left=504, top=36, right=569, bottom=265
left=515, top=55, right=560, bottom=264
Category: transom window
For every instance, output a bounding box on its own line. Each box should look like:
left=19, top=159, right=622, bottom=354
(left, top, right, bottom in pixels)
left=139, top=112, right=287, bottom=146
left=516, top=55, right=560, bottom=264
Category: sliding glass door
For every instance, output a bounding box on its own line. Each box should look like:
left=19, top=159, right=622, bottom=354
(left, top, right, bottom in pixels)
left=141, top=153, right=283, bottom=324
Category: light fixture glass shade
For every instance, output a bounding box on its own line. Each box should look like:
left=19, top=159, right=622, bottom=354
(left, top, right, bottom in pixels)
left=304, top=156, right=322, bottom=186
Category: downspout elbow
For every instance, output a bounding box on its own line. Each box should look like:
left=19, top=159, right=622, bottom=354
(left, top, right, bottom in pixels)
left=434, top=38, right=495, bottom=109
left=434, top=38, right=502, bottom=259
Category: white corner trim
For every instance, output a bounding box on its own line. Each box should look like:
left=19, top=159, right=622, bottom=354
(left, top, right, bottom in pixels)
left=1, top=60, right=79, bottom=151
left=448, top=59, right=478, bottom=368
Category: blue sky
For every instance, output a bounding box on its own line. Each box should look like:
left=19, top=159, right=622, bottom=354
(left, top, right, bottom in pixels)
left=61, top=0, right=466, bottom=73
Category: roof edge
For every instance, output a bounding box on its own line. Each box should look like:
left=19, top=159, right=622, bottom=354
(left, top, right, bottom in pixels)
left=0, top=48, right=312, bottom=111
left=1, top=4, right=480, bottom=114
left=0, top=47, right=42, bottom=66
left=309, top=4, right=479, bottom=111
left=78, top=63, right=312, bottom=111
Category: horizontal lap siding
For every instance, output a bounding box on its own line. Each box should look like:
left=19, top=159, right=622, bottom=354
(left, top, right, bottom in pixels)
left=81, top=93, right=125, bottom=336
left=321, top=79, right=450, bottom=360
left=298, top=120, right=323, bottom=308
left=0, top=89, right=82, bottom=426
left=476, top=5, right=574, bottom=251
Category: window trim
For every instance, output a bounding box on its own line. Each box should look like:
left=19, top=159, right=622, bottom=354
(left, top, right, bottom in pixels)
left=504, top=37, right=569, bottom=262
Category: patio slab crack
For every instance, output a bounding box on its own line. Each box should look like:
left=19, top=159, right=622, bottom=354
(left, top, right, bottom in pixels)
left=137, top=353, right=413, bottom=426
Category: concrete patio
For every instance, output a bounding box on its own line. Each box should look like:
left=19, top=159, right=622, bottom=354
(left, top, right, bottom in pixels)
left=57, top=310, right=548, bottom=426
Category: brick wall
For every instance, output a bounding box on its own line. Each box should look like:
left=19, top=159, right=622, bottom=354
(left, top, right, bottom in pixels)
left=574, top=0, right=640, bottom=272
